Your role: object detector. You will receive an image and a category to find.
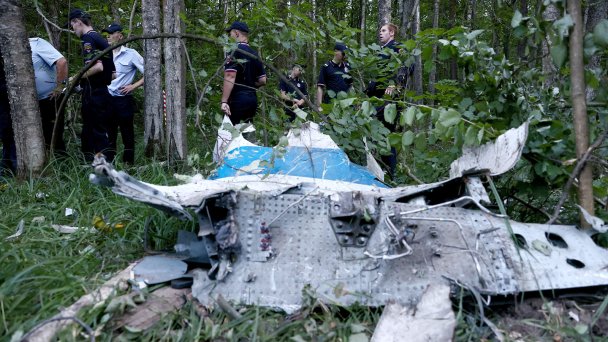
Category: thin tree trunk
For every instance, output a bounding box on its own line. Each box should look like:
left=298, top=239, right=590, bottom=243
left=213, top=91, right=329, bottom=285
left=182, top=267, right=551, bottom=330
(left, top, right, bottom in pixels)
left=584, top=0, right=608, bottom=101
left=428, top=0, right=440, bottom=106
left=163, top=0, right=187, bottom=161
left=467, top=0, right=477, bottom=28
left=142, top=0, right=165, bottom=158
left=378, top=0, right=392, bottom=28
left=517, top=0, right=528, bottom=61
left=542, top=3, right=559, bottom=88
left=568, top=0, right=594, bottom=228
left=399, top=0, right=417, bottom=39
left=0, top=0, right=46, bottom=178
left=449, top=0, right=458, bottom=80
left=412, top=1, right=423, bottom=96
left=43, top=0, right=61, bottom=49
left=359, top=0, right=366, bottom=46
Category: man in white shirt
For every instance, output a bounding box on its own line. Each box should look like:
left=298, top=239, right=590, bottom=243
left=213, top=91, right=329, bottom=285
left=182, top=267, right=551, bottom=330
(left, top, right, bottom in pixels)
left=29, top=37, right=68, bottom=155
left=103, top=23, right=144, bottom=164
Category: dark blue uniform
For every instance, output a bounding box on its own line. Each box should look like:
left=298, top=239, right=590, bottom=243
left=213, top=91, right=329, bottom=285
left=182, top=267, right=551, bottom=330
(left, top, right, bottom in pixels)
left=279, top=75, right=308, bottom=120
left=79, top=30, right=115, bottom=162
left=0, top=49, right=16, bottom=174
left=366, top=40, right=402, bottom=178
left=366, top=40, right=401, bottom=98
left=317, top=60, right=352, bottom=103
left=224, top=42, right=266, bottom=124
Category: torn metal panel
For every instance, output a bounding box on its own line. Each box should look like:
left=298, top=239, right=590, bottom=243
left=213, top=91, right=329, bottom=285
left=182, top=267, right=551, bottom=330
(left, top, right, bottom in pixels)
left=90, top=121, right=608, bottom=314
left=449, top=120, right=528, bottom=178
left=132, top=256, right=188, bottom=285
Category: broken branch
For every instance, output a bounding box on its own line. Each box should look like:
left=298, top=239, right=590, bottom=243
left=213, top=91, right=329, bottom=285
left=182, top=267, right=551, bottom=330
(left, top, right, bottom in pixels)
left=547, top=129, right=608, bottom=225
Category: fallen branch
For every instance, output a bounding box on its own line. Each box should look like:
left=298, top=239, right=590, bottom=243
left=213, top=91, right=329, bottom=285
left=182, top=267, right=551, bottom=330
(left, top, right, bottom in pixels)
left=547, top=129, right=608, bottom=225
left=22, top=317, right=94, bottom=342
left=22, top=263, right=136, bottom=341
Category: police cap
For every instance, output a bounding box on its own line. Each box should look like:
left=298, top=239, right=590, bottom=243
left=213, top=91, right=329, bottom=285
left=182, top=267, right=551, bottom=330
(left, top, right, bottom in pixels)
left=225, top=21, right=249, bottom=33
left=102, top=23, right=123, bottom=34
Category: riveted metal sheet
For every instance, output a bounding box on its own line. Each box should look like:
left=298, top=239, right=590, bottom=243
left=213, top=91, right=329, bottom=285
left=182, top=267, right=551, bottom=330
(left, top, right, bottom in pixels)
left=192, top=193, right=608, bottom=313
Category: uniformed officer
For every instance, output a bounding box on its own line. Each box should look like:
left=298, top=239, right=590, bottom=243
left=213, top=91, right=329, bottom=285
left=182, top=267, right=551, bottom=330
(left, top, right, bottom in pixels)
left=220, top=21, right=267, bottom=125
left=316, top=43, right=352, bottom=110
left=29, top=37, right=68, bottom=156
left=68, top=9, right=115, bottom=162
left=279, top=63, right=308, bottom=121
left=366, top=23, right=401, bottom=99
left=103, top=23, right=144, bottom=165
left=366, top=23, right=402, bottom=178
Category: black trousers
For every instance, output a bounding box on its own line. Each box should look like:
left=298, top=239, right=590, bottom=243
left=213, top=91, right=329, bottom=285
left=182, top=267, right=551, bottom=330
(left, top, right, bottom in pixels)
left=107, top=95, right=135, bottom=164
left=81, top=86, right=111, bottom=162
left=228, top=92, right=257, bottom=125
left=39, top=96, right=66, bottom=155
left=0, top=93, right=16, bottom=174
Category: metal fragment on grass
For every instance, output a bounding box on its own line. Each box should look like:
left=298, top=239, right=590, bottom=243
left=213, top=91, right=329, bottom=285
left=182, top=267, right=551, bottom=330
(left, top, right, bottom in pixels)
left=5, top=219, right=25, bottom=241
left=132, top=255, right=188, bottom=285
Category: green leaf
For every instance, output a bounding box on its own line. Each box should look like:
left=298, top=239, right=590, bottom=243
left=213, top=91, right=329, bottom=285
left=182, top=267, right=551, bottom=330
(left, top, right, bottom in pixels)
left=593, top=19, right=608, bottom=47
left=550, top=43, right=568, bottom=68
left=553, top=14, right=574, bottom=40
left=384, top=103, right=397, bottom=124
left=477, top=128, right=484, bottom=143
left=388, top=133, right=402, bottom=147
left=464, top=126, right=477, bottom=146
left=402, top=130, right=415, bottom=147
left=294, top=108, right=308, bottom=120
left=511, top=10, right=523, bottom=28
left=362, top=101, right=375, bottom=116
left=414, top=132, right=427, bottom=150
left=438, top=109, right=461, bottom=127
left=402, top=106, right=416, bottom=126
left=466, top=30, right=484, bottom=40
left=339, top=98, right=356, bottom=108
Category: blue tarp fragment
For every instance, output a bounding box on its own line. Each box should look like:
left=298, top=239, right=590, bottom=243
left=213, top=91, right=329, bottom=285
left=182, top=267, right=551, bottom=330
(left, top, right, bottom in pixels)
left=211, top=146, right=388, bottom=188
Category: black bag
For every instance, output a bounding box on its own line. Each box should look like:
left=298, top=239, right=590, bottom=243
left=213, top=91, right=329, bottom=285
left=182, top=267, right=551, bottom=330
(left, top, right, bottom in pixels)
left=397, top=63, right=414, bottom=87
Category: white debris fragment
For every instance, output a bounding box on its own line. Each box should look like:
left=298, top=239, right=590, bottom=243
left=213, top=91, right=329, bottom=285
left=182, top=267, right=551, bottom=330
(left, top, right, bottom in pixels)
left=5, top=219, right=25, bottom=241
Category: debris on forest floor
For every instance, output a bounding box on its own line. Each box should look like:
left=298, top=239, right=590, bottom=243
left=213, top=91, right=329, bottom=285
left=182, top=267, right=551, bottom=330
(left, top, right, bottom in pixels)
left=492, top=295, right=608, bottom=340
left=371, top=284, right=456, bottom=342
left=5, top=219, right=25, bottom=241
left=21, top=263, right=135, bottom=342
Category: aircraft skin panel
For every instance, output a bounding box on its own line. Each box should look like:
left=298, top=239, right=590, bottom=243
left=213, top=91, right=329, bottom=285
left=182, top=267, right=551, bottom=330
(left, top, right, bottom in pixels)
left=212, top=146, right=388, bottom=188
left=89, top=121, right=608, bottom=313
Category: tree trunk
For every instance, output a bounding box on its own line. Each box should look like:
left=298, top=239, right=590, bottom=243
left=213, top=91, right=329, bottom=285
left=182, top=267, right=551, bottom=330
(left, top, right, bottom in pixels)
left=378, top=0, right=392, bottom=28
left=0, top=0, right=46, bottom=178
left=399, top=0, right=417, bottom=39
left=359, top=0, right=366, bottom=46
left=412, top=0, right=423, bottom=96
left=517, top=0, right=528, bottom=61
left=163, top=0, right=187, bottom=161
left=311, top=0, right=318, bottom=102
left=428, top=0, right=440, bottom=106
left=42, top=0, right=62, bottom=49
left=467, top=0, right=477, bottom=28
left=568, top=0, right=594, bottom=228
left=542, top=3, right=559, bottom=87
left=584, top=0, right=608, bottom=101
left=449, top=0, right=458, bottom=80
left=142, top=0, right=165, bottom=158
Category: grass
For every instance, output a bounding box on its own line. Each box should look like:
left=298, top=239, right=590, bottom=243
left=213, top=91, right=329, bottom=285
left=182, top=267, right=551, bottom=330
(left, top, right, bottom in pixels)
left=2, top=142, right=608, bottom=341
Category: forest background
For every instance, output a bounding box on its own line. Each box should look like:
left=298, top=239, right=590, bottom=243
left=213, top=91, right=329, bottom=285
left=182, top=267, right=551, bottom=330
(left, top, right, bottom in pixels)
left=0, top=0, right=607, bottom=340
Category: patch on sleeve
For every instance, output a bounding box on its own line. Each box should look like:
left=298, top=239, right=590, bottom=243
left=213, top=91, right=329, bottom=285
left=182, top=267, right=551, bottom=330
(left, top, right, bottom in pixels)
left=83, top=42, right=93, bottom=54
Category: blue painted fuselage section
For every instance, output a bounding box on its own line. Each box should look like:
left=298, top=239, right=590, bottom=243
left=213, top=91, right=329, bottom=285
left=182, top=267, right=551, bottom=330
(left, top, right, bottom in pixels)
left=211, top=146, right=387, bottom=188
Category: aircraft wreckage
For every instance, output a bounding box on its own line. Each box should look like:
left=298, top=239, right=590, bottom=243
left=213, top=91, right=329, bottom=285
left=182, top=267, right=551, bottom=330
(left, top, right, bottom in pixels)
left=90, top=121, right=608, bottom=313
